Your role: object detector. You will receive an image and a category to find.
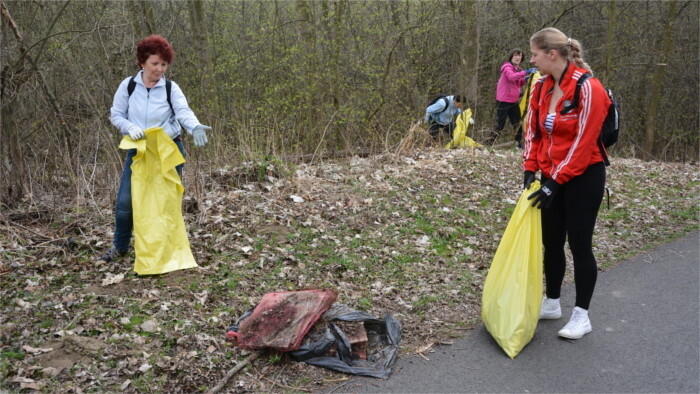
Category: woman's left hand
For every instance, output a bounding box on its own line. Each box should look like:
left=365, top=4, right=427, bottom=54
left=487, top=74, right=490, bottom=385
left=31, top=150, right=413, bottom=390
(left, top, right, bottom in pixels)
left=192, top=125, right=211, bottom=147
left=527, top=179, right=560, bottom=209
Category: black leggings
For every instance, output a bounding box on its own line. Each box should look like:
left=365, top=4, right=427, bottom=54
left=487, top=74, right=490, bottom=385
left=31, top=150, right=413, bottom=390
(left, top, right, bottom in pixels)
left=492, top=101, right=523, bottom=142
left=541, top=162, right=606, bottom=310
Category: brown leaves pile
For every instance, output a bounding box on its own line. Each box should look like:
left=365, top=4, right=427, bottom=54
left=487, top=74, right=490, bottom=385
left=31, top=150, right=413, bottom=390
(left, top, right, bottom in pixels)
left=1, top=147, right=697, bottom=392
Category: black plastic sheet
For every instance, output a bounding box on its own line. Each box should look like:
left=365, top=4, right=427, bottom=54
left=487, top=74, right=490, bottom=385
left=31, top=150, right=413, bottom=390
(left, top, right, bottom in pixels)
left=290, top=303, right=401, bottom=379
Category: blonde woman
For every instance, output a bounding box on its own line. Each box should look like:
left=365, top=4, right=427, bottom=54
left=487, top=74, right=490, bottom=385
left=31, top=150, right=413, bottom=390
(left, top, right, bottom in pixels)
left=523, top=28, right=611, bottom=339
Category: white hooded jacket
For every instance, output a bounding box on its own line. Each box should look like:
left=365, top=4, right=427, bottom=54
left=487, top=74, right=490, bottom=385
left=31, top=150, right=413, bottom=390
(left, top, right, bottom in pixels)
left=110, top=70, right=201, bottom=139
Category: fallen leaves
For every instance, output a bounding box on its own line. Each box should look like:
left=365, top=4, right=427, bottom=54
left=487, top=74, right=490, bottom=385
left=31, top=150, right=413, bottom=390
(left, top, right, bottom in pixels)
left=0, top=147, right=697, bottom=393
left=21, top=345, right=54, bottom=355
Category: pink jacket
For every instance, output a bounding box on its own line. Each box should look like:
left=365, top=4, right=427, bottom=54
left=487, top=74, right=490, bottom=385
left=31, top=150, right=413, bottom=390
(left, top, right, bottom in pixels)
left=496, top=62, right=526, bottom=103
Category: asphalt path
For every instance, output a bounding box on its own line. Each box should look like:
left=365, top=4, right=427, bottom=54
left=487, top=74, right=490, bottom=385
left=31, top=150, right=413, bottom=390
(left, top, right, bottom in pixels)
left=329, top=231, right=700, bottom=393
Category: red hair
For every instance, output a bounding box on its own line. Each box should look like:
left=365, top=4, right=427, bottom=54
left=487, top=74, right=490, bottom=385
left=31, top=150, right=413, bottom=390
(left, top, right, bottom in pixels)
left=136, top=35, right=175, bottom=65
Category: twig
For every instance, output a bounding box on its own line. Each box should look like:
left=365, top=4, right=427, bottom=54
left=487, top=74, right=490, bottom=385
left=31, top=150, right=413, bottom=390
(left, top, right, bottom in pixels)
left=321, top=377, right=349, bottom=383
left=63, top=311, right=84, bottom=331
left=7, top=221, right=52, bottom=240
left=206, top=352, right=259, bottom=394
left=327, top=379, right=352, bottom=393
left=0, top=263, right=11, bottom=276
left=310, top=109, right=340, bottom=165
left=262, top=375, right=311, bottom=392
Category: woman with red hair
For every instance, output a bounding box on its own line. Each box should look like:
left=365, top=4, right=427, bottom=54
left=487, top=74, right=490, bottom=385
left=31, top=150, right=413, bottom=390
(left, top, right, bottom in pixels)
left=101, top=35, right=211, bottom=262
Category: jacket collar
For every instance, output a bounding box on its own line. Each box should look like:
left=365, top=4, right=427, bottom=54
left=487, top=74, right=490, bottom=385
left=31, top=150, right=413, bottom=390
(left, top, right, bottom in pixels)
left=135, top=70, right=166, bottom=87
left=560, top=62, right=588, bottom=87
left=542, top=62, right=586, bottom=91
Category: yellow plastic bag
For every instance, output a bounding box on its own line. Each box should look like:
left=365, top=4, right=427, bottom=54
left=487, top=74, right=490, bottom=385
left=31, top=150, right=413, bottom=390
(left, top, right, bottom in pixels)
left=119, top=127, right=198, bottom=275
left=445, top=109, right=482, bottom=149
left=519, top=71, right=541, bottom=119
left=481, top=181, right=543, bottom=358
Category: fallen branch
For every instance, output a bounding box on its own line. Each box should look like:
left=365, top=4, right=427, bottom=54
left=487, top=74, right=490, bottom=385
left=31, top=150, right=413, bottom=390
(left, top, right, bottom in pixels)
left=262, top=375, right=311, bottom=392
left=206, top=352, right=260, bottom=394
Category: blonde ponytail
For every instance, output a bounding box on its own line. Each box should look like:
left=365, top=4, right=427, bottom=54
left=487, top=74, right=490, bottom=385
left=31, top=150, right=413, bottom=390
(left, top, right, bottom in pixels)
left=568, top=38, right=593, bottom=75
left=530, top=28, right=593, bottom=74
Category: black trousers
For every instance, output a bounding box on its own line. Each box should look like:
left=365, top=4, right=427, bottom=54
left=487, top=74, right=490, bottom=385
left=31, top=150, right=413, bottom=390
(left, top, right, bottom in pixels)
left=491, top=101, right=523, bottom=142
left=428, top=121, right=455, bottom=140
left=541, top=162, right=606, bottom=310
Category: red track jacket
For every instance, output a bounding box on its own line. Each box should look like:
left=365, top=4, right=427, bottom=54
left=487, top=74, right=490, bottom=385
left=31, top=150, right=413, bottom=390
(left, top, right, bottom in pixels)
left=523, top=63, right=611, bottom=184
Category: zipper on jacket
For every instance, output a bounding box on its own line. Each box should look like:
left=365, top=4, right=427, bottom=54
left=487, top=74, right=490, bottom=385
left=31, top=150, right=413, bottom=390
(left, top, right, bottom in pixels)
left=144, top=90, right=149, bottom=126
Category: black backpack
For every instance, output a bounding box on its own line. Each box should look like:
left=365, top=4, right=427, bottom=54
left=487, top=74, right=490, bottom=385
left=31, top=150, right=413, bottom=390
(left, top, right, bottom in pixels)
left=427, top=95, right=450, bottom=114
left=560, top=73, right=620, bottom=165
left=126, top=74, right=174, bottom=116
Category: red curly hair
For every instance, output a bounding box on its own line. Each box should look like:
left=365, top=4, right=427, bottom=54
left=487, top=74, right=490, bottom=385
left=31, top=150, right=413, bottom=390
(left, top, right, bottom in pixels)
left=136, top=35, right=175, bottom=65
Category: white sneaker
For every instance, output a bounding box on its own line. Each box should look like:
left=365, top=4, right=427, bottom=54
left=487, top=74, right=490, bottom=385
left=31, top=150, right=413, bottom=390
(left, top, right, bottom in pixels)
left=539, top=296, right=562, bottom=319
left=558, top=307, right=592, bottom=339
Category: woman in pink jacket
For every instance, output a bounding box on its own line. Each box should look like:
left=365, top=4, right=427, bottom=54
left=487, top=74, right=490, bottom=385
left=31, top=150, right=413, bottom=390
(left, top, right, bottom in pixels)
left=488, top=49, right=536, bottom=147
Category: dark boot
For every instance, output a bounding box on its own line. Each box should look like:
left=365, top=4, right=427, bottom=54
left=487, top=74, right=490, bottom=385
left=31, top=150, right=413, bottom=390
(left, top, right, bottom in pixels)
left=100, top=247, right=127, bottom=262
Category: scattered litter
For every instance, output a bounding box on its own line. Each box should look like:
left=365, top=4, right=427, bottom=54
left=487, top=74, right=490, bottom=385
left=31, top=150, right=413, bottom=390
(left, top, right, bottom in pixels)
left=228, top=289, right=337, bottom=352
left=226, top=291, right=401, bottom=379
left=290, top=303, right=401, bottom=379
left=101, top=273, right=124, bottom=287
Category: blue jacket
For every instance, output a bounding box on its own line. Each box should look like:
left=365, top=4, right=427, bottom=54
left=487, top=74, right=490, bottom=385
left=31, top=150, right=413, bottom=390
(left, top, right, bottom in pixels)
left=110, top=71, right=202, bottom=139
left=424, top=95, right=462, bottom=125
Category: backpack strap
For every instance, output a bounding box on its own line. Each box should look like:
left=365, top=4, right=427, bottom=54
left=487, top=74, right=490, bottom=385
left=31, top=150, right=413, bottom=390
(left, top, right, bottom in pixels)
left=560, top=73, right=591, bottom=115
left=435, top=96, right=449, bottom=114
left=165, top=79, right=174, bottom=116
left=126, top=74, right=174, bottom=116
left=559, top=73, right=611, bottom=166
left=127, top=75, right=137, bottom=97
left=598, top=128, right=611, bottom=166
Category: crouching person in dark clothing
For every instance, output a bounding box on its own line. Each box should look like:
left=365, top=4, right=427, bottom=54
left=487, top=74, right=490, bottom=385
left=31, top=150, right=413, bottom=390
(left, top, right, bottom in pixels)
left=425, top=94, right=465, bottom=141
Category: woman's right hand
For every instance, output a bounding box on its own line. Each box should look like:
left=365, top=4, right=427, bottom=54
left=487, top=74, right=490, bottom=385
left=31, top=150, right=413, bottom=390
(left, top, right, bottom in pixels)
left=128, top=126, right=145, bottom=140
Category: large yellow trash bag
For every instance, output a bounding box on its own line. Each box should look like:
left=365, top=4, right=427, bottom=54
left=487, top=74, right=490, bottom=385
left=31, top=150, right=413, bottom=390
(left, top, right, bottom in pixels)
left=519, top=71, right=542, bottom=119
left=445, top=109, right=482, bottom=149
left=119, top=127, right=198, bottom=275
left=481, top=181, right=543, bottom=358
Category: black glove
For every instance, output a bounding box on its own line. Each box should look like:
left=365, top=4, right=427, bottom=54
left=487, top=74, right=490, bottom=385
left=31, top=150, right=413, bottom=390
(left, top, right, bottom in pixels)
left=523, top=171, right=535, bottom=190
left=527, top=178, right=561, bottom=209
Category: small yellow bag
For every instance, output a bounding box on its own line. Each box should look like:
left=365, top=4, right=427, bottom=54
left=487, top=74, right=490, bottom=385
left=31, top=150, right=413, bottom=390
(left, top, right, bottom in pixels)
left=481, top=181, right=542, bottom=358
left=445, top=109, right=482, bottom=149
left=119, top=127, right=198, bottom=275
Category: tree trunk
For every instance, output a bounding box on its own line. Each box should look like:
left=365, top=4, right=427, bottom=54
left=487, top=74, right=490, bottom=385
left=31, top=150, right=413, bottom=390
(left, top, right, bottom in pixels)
left=0, top=98, right=27, bottom=208
left=505, top=0, right=529, bottom=36
left=187, top=0, right=214, bottom=100
left=127, top=0, right=156, bottom=37
left=642, top=0, right=677, bottom=161
left=296, top=0, right=319, bottom=139
left=459, top=1, right=479, bottom=105
left=601, top=0, right=616, bottom=82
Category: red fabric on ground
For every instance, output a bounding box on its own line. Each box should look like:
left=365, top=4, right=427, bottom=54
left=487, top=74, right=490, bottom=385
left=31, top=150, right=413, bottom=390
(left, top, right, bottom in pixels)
left=237, top=289, right=337, bottom=351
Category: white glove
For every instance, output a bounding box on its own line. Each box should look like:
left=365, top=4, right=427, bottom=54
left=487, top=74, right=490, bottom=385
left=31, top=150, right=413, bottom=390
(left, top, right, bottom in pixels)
left=192, top=125, right=211, bottom=147
left=469, top=117, right=475, bottom=125
left=127, top=125, right=144, bottom=140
